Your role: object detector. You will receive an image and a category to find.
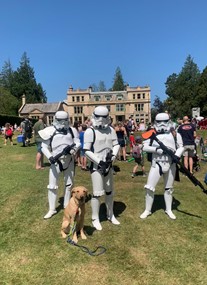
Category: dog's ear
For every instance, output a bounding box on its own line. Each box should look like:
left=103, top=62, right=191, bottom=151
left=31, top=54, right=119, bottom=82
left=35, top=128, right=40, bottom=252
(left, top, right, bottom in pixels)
left=83, top=187, right=88, bottom=196
left=71, top=187, right=77, bottom=196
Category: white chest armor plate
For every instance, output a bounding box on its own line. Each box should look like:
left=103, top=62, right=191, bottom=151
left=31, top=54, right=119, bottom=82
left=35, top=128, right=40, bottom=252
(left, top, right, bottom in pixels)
left=152, top=132, right=176, bottom=150
left=152, top=132, right=176, bottom=163
left=51, top=132, right=74, bottom=156
left=92, top=128, right=114, bottom=161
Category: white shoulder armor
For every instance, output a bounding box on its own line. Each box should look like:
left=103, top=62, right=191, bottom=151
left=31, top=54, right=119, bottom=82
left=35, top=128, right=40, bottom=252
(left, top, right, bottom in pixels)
left=38, top=126, right=56, bottom=141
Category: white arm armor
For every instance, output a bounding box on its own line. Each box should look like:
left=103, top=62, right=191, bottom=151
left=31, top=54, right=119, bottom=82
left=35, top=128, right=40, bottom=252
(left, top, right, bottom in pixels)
left=84, top=128, right=100, bottom=165
left=85, top=150, right=100, bottom=165
left=85, top=145, right=120, bottom=165
left=143, top=139, right=159, bottom=153
left=38, top=126, right=55, bottom=140
left=112, top=144, right=120, bottom=161
left=174, top=133, right=184, bottom=157
left=70, top=127, right=81, bottom=153
left=41, top=140, right=53, bottom=159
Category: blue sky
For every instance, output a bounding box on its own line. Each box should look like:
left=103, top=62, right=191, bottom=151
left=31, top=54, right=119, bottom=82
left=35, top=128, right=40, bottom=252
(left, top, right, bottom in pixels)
left=1, top=0, right=207, bottom=103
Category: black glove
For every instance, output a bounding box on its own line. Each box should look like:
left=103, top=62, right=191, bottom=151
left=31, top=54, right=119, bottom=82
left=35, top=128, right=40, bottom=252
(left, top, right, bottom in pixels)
left=49, top=156, right=56, bottom=164
left=98, top=160, right=107, bottom=175
left=172, top=155, right=180, bottom=164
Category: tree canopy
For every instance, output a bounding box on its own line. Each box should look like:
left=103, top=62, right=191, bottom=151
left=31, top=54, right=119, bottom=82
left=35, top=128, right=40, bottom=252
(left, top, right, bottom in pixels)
left=112, top=67, right=125, bottom=91
left=0, top=52, right=47, bottom=115
left=164, top=55, right=203, bottom=119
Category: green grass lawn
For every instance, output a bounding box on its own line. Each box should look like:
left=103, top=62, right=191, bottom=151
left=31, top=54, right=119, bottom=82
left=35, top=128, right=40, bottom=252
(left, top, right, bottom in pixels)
left=1, top=131, right=207, bottom=285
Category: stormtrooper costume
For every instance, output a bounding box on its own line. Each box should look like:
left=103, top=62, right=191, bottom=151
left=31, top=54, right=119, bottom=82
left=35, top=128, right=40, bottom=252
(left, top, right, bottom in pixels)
left=140, top=113, right=184, bottom=220
left=39, top=111, right=81, bottom=219
left=84, top=106, right=120, bottom=231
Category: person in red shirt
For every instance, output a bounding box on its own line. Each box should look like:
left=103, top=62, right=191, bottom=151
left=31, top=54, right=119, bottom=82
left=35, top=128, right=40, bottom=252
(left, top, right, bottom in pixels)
left=129, top=131, right=135, bottom=155
left=4, top=123, right=13, bottom=146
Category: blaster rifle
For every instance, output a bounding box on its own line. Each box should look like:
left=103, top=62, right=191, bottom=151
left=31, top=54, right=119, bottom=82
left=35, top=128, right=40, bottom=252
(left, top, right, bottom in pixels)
left=53, top=143, right=76, bottom=161
left=142, top=130, right=207, bottom=195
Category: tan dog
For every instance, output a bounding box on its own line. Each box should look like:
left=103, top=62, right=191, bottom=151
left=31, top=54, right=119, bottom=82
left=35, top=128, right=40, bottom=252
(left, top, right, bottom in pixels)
left=61, top=186, right=88, bottom=243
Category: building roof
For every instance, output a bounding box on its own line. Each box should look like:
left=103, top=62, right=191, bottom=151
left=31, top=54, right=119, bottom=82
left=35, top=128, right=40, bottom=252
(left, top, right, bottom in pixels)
left=19, top=102, right=62, bottom=115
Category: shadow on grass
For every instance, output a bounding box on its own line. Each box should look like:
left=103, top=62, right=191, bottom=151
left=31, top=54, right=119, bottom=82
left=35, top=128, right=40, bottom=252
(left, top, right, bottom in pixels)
left=99, top=200, right=126, bottom=222
left=152, top=194, right=201, bottom=218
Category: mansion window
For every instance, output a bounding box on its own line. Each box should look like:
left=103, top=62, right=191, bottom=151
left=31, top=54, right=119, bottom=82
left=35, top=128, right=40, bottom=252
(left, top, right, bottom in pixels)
left=133, top=94, right=135, bottom=99
left=105, top=95, right=111, bottom=101
left=76, top=96, right=80, bottom=102
left=74, top=106, right=83, bottom=114
left=82, top=96, right=84, bottom=101
left=135, top=103, right=144, bottom=111
left=137, top=93, right=141, bottom=99
left=117, top=95, right=123, bottom=100
left=72, top=96, right=75, bottom=102
left=48, top=116, right=53, bottom=126
left=116, top=104, right=125, bottom=112
left=94, top=96, right=100, bottom=101
left=142, top=93, right=145, bottom=99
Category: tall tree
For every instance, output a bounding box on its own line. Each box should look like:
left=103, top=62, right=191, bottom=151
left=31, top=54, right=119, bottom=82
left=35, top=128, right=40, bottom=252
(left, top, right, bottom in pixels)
left=151, top=95, right=165, bottom=122
left=90, top=81, right=107, bottom=91
left=164, top=55, right=200, bottom=118
left=0, top=87, right=19, bottom=115
left=98, top=80, right=106, bottom=91
left=196, top=66, right=207, bottom=116
left=10, top=52, right=47, bottom=104
left=0, top=60, right=14, bottom=90
left=112, top=67, right=125, bottom=91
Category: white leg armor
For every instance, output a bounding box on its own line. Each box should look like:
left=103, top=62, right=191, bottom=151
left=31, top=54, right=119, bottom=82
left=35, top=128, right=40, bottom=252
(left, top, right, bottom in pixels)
left=140, top=164, right=160, bottom=219
left=140, top=189, right=154, bottom=219
left=91, top=196, right=102, bottom=231
left=105, top=170, right=120, bottom=225
left=163, top=165, right=176, bottom=219
left=63, top=187, right=71, bottom=209
left=63, top=162, right=74, bottom=208
left=105, top=192, right=120, bottom=225
left=164, top=188, right=176, bottom=219
left=44, top=165, right=59, bottom=219
left=44, top=188, right=57, bottom=219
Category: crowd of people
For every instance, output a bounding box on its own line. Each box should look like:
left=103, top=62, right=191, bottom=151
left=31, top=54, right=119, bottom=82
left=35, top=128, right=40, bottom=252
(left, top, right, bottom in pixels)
left=1, top=109, right=205, bottom=227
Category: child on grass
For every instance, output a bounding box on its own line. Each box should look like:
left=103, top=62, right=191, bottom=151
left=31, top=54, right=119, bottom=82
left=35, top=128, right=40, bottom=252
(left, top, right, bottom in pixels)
left=129, top=131, right=135, bottom=155
left=131, top=136, right=146, bottom=178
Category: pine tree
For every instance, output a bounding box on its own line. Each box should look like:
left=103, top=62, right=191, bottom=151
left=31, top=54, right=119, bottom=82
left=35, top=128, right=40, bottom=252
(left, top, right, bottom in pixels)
left=10, top=52, right=47, bottom=104
left=112, top=67, right=125, bottom=91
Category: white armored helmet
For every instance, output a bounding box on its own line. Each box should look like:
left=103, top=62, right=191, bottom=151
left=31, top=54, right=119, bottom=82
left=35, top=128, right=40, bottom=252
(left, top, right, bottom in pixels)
left=53, top=111, right=69, bottom=131
left=154, top=112, right=172, bottom=133
left=91, top=106, right=111, bottom=129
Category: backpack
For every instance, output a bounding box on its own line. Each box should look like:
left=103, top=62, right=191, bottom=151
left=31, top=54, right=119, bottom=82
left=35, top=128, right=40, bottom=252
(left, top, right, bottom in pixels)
left=24, top=120, right=32, bottom=132
left=132, top=144, right=142, bottom=159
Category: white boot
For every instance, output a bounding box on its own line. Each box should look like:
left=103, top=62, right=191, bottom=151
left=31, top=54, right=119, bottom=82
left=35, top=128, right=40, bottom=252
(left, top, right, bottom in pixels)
left=105, top=193, right=120, bottom=225
left=44, top=189, right=57, bottom=219
left=91, top=197, right=102, bottom=230
left=164, top=190, right=176, bottom=220
left=140, top=189, right=154, bottom=219
left=63, top=188, right=71, bottom=208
